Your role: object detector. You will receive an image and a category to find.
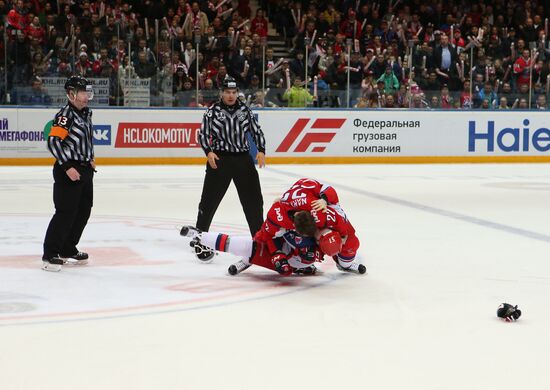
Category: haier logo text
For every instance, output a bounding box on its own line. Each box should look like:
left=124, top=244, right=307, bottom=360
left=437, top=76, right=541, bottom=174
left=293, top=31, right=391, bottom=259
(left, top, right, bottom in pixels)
left=93, top=125, right=111, bottom=145
left=469, top=120, right=550, bottom=152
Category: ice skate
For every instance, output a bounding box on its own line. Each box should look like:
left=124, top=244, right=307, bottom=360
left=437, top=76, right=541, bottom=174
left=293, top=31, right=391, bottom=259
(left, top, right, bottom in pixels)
left=180, top=225, right=201, bottom=239
left=228, top=260, right=251, bottom=275
left=336, top=262, right=366, bottom=275
left=42, top=256, right=64, bottom=272
left=190, top=238, right=216, bottom=263
left=61, top=251, right=89, bottom=265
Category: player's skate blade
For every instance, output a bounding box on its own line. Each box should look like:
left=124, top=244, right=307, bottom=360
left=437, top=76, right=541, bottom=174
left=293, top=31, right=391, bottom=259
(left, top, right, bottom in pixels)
left=228, top=260, right=251, bottom=275
left=180, top=225, right=201, bottom=239
left=336, top=262, right=367, bottom=274
left=42, top=256, right=64, bottom=272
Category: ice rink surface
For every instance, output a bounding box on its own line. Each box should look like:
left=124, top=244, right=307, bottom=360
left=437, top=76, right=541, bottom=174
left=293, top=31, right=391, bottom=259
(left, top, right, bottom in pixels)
left=1, top=163, right=550, bottom=390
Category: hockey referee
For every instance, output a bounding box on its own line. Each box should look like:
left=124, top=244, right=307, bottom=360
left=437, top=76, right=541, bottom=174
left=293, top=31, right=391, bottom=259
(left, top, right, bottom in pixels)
left=42, top=75, right=95, bottom=272
left=196, top=77, right=266, bottom=237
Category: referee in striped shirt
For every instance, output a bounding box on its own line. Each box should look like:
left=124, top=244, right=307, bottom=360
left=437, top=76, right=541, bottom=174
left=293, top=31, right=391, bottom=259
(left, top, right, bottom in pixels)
left=42, top=75, right=95, bottom=272
left=196, top=77, right=266, bottom=239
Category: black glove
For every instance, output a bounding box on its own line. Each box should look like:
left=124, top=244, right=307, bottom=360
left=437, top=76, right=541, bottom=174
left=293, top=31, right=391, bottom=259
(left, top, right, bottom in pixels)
left=497, top=303, right=521, bottom=322
left=271, top=251, right=291, bottom=276
left=298, top=247, right=315, bottom=263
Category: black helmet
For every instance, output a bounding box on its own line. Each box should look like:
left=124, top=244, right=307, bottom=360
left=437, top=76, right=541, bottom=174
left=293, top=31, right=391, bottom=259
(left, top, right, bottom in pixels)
left=222, top=77, right=238, bottom=90
left=64, top=75, right=94, bottom=99
left=64, top=75, right=89, bottom=92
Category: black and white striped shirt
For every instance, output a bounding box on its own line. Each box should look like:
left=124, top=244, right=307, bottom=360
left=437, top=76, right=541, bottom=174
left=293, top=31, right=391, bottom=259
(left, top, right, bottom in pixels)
left=47, top=103, right=94, bottom=167
left=199, top=100, right=266, bottom=155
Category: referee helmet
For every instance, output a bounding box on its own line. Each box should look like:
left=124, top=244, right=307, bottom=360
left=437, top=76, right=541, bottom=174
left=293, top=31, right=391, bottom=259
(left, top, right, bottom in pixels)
left=222, top=77, right=238, bottom=90
left=65, top=75, right=94, bottom=99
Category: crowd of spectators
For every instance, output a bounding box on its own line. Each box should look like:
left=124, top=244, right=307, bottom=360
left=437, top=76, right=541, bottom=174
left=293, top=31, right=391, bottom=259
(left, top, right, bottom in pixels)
left=1, top=0, right=549, bottom=109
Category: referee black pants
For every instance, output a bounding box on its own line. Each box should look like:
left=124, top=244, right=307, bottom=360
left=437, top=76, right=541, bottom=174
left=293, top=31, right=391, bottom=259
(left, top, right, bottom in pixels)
left=43, top=163, right=94, bottom=260
left=196, top=152, right=263, bottom=236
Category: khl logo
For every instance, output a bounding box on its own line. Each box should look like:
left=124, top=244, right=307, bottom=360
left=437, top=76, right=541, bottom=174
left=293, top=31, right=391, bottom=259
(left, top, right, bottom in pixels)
left=276, top=118, right=346, bottom=153
left=93, top=125, right=111, bottom=145
left=468, top=119, right=550, bottom=152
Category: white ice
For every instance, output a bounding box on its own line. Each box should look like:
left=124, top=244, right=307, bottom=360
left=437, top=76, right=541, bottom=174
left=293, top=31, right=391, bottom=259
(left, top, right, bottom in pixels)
left=1, top=163, right=550, bottom=390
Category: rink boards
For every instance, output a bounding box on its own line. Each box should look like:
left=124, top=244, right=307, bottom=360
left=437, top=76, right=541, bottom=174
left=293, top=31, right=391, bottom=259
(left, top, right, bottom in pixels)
left=1, top=107, right=549, bottom=164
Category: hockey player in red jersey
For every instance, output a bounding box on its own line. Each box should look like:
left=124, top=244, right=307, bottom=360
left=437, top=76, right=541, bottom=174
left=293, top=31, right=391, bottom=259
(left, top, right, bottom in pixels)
left=180, top=178, right=365, bottom=275
left=311, top=204, right=363, bottom=273
left=180, top=222, right=361, bottom=276
left=279, top=178, right=340, bottom=211
left=270, top=178, right=364, bottom=274
left=180, top=210, right=324, bottom=276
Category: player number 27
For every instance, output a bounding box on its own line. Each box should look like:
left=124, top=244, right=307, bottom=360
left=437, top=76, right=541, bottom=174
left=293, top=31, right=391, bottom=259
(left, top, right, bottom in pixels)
left=326, top=209, right=336, bottom=223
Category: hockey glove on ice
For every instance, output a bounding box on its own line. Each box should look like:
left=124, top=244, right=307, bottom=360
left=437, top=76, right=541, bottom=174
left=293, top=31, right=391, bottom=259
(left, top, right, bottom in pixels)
left=497, top=303, right=521, bottom=322
left=271, top=251, right=292, bottom=276
left=298, top=247, right=316, bottom=264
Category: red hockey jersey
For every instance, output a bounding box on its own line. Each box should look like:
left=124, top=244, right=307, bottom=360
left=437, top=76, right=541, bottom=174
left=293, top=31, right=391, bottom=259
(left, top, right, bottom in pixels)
left=279, top=178, right=339, bottom=210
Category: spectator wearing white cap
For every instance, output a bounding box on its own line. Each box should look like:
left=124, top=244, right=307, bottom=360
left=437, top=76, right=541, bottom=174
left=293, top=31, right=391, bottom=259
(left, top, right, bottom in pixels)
left=75, top=51, right=93, bottom=78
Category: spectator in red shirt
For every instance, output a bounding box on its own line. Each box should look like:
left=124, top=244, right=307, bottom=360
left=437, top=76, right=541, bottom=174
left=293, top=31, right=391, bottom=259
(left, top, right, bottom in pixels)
left=460, top=79, right=473, bottom=109
left=340, top=9, right=361, bottom=40
left=7, top=0, right=28, bottom=40
left=250, top=8, right=268, bottom=38
left=205, top=55, right=220, bottom=80
left=26, top=16, right=45, bottom=44
left=75, top=51, right=93, bottom=78
left=56, top=61, right=71, bottom=77
left=513, top=49, right=534, bottom=88
left=332, top=33, right=346, bottom=55
left=92, top=48, right=115, bottom=76
left=452, top=29, right=465, bottom=49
